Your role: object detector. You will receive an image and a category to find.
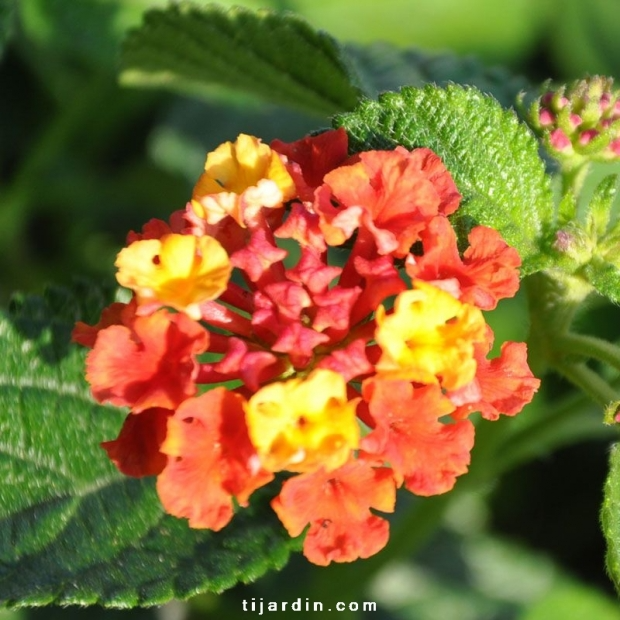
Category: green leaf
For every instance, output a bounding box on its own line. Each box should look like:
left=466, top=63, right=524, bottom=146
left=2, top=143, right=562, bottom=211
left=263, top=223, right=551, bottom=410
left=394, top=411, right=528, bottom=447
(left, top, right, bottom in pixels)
left=0, top=283, right=297, bottom=608
left=557, top=191, right=578, bottom=227
left=580, top=254, right=620, bottom=303
left=334, top=85, right=555, bottom=274
left=120, top=3, right=363, bottom=117
left=345, top=42, right=529, bottom=109
left=585, top=175, right=618, bottom=240
left=602, top=443, right=620, bottom=595
left=0, top=0, right=15, bottom=58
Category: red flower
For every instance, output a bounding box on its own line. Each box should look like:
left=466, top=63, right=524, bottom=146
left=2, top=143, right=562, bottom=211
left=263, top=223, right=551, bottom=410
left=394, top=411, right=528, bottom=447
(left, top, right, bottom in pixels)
left=230, top=227, right=287, bottom=284
left=271, top=128, right=349, bottom=202
left=197, top=336, right=284, bottom=392
left=271, top=459, right=395, bottom=565
left=316, top=339, right=374, bottom=383
left=126, top=213, right=187, bottom=244
left=157, top=388, right=273, bottom=531
left=101, top=407, right=172, bottom=477
left=274, top=203, right=327, bottom=252
left=86, top=310, right=210, bottom=412
left=361, top=379, right=475, bottom=496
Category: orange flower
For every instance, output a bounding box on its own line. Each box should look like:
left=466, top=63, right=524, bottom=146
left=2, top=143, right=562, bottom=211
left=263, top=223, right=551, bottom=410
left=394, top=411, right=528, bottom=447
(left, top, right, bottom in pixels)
left=86, top=310, right=209, bottom=412
left=316, top=147, right=460, bottom=256
left=405, top=216, right=521, bottom=310
left=77, top=126, right=541, bottom=567
left=451, top=339, right=541, bottom=421
left=72, top=300, right=135, bottom=348
left=244, top=369, right=360, bottom=473
left=192, top=134, right=296, bottom=227
left=272, top=459, right=396, bottom=565
left=115, top=233, right=231, bottom=320
left=375, top=280, right=487, bottom=390
left=361, top=379, right=475, bottom=495
left=157, top=388, right=273, bottom=531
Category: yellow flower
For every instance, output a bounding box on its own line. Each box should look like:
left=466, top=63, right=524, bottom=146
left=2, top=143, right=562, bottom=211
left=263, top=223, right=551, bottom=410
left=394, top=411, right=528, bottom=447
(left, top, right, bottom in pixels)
left=115, top=233, right=231, bottom=320
left=191, top=134, right=296, bottom=227
left=375, top=281, right=487, bottom=390
left=244, top=369, right=360, bottom=473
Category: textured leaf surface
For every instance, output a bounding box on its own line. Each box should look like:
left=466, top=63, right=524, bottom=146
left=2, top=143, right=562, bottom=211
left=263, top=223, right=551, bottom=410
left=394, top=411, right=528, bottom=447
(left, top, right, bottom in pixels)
left=334, top=85, right=555, bottom=274
left=603, top=443, right=620, bottom=594
left=120, top=3, right=362, bottom=116
left=0, top=284, right=296, bottom=608
left=582, top=258, right=620, bottom=305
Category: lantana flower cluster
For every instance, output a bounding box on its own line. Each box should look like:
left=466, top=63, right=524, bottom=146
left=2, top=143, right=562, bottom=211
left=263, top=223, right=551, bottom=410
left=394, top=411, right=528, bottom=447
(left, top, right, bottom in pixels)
left=73, top=129, right=540, bottom=566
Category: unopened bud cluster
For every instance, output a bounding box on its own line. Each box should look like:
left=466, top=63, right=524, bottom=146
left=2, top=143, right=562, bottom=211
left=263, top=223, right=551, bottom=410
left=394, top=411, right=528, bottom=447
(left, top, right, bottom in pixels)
left=525, top=76, right=620, bottom=163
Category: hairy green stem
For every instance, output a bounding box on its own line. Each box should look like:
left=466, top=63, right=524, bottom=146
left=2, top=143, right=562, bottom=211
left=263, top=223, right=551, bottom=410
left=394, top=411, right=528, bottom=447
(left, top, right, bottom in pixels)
left=553, top=361, right=619, bottom=407
left=554, top=332, right=620, bottom=372
left=524, top=271, right=594, bottom=375
left=561, top=161, right=591, bottom=200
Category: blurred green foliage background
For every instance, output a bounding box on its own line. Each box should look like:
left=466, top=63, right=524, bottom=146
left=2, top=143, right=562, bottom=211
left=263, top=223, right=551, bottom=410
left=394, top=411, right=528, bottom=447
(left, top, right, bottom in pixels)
left=4, top=0, right=620, bottom=618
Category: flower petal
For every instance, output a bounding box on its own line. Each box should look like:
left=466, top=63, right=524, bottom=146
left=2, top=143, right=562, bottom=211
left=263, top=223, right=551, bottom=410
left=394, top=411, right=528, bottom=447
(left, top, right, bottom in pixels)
left=157, top=388, right=272, bottom=531
left=271, top=459, right=395, bottom=565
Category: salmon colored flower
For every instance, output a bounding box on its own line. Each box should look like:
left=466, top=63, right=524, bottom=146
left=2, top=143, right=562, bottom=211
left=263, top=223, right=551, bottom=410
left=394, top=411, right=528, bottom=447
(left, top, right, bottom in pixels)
left=361, top=379, right=475, bottom=495
left=101, top=408, right=172, bottom=477
left=451, top=338, right=541, bottom=420
left=115, top=233, right=232, bottom=320
left=192, top=133, right=296, bottom=227
left=316, top=147, right=461, bottom=256
left=244, top=369, right=360, bottom=473
left=157, top=388, right=273, bottom=531
left=375, top=280, right=487, bottom=390
left=271, top=459, right=396, bottom=565
left=86, top=310, right=209, bottom=412
left=405, top=216, right=521, bottom=310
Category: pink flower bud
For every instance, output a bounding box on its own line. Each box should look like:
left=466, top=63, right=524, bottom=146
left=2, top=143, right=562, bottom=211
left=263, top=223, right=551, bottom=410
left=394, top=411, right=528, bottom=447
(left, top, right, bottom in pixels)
left=610, top=138, right=620, bottom=156
left=539, top=109, right=555, bottom=126
left=569, top=114, right=582, bottom=128
left=549, top=129, right=572, bottom=151
left=579, top=129, right=599, bottom=145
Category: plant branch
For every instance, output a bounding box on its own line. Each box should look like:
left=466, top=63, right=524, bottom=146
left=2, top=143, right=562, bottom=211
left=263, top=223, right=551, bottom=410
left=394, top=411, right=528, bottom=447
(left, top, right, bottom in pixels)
left=554, top=332, right=620, bottom=372
left=553, top=360, right=620, bottom=406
